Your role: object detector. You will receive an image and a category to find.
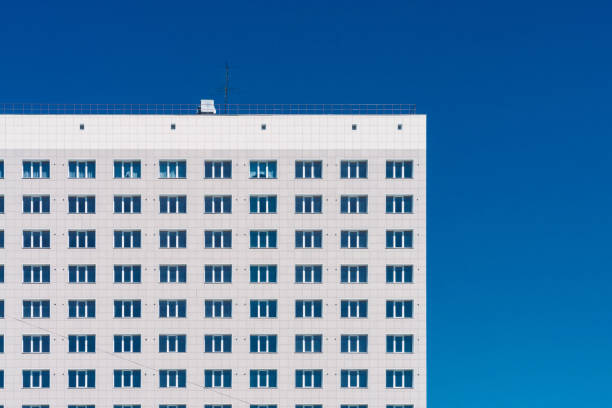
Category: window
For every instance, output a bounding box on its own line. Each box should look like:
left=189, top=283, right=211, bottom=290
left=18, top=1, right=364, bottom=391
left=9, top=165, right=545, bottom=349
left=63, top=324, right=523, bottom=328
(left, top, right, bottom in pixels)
left=160, top=406, right=185, bottom=408
left=249, top=195, right=277, bottom=213
left=386, top=370, right=413, bottom=388
left=159, top=299, right=187, bottom=318
left=249, top=369, right=277, bottom=388
left=68, top=195, right=95, bottom=213
left=23, top=406, right=50, bottom=408
left=296, top=406, right=322, bottom=408
left=341, top=405, right=367, bottom=408
left=341, top=265, right=367, bottom=283
left=23, top=300, right=50, bottom=318
left=386, top=160, right=413, bottom=179
left=250, top=230, right=277, bottom=248
left=114, top=335, right=141, bottom=353
left=0, top=335, right=3, bottom=352
left=22, top=370, right=50, bottom=388
left=249, top=160, right=277, bottom=178
left=159, top=370, right=187, bottom=388
left=0, top=300, right=3, bottom=318
left=23, top=265, right=51, bottom=283
left=340, top=230, right=368, bottom=248
left=205, top=405, right=231, bottom=408
left=204, top=195, right=231, bottom=213
left=340, top=370, right=368, bottom=388
left=295, top=335, right=322, bottom=353
left=204, top=265, right=231, bottom=283
left=386, top=300, right=414, bottom=318
left=0, top=195, right=3, bottom=213
left=250, top=335, right=277, bottom=352
left=386, top=265, right=413, bottom=283
left=0, top=369, right=2, bottom=388
left=160, top=195, right=187, bottom=213
left=204, top=230, right=231, bottom=248
left=161, top=265, right=187, bottom=283
left=386, top=230, right=413, bottom=248
left=295, top=370, right=322, bottom=388
left=386, top=335, right=414, bottom=353
left=386, top=195, right=413, bottom=213
left=250, top=265, right=277, bottom=283
left=68, top=334, right=96, bottom=353
left=0, top=265, right=3, bottom=283
left=204, top=334, right=231, bottom=353
left=23, top=160, right=50, bottom=178
left=295, top=300, right=322, bottom=318
left=68, top=160, right=96, bottom=178
left=295, top=230, right=322, bottom=248
left=341, top=335, right=368, bottom=353
left=114, top=265, right=141, bottom=283
left=114, top=160, right=141, bottom=179
left=114, top=300, right=141, bottom=318
left=68, top=369, right=96, bottom=388
left=340, top=300, right=368, bottom=318
left=0, top=160, right=3, bottom=178
left=115, top=405, right=141, bottom=408
left=159, top=334, right=187, bottom=353
left=159, top=160, right=186, bottom=178
left=251, top=406, right=276, bottom=408
left=68, top=300, right=96, bottom=318
left=352, top=124, right=357, bottom=130
left=204, top=300, right=232, bottom=318
left=114, top=369, right=141, bottom=388
left=340, top=160, right=367, bottom=179
left=295, top=195, right=322, bottom=213
left=295, top=265, right=322, bottom=283
left=114, top=230, right=141, bottom=248
left=23, top=230, right=51, bottom=248
left=68, top=230, right=96, bottom=248
left=250, top=300, right=277, bottom=318
left=22, top=335, right=50, bottom=353
left=295, top=160, right=322, bottom=179
left=204, top=369, right=231, bottom=388
left=204, top=160, right=231, bottom=179
left=160, top=230, right=187, bottom=248
left=0, top=231, right=3, bottom=248
left=340, top=195, right=368, bottom=213
left=23, top=195, right=50, bottom=213
left=114, top=195, right=141, bottom=213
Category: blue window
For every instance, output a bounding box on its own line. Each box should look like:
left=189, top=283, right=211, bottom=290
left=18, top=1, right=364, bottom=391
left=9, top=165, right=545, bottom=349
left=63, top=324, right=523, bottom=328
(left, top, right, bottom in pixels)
left=205, top=405, right=231, bottom=408
left=295, top=160, right=322, bottom=179
left=295, top=370, right=322, bottom=388
left=68, top=230, right=96, bottom=248
left=204, top=265, right=232, bottom=283
left=68, top=334, right=95, bottom=353
left=387, top=405, right=414, bottom=408
left=341, top=406, right=367, bottom=408
left=23, top=195, right=50, bottom=213
left=295, top=335, right=322, bottom=353
left=386, top=195, right=413, bottom=213
left=204, top=334, right=231, bottom=353
left=159, top=369, right=186, bottom=388
left=0, top=369, right=3, bottom=388
left=68, top=195, right=95, bottom=213
left=22, top=335, right=50, bottom=353
left=386, top=369, right=413, bottom=388
left=114, top=265, right=141, bottom=283
left=386, top=300, right=414, bottom=318
left=68, top=369, right=95, bottom=388
left=340, top=160, right=367, bottom=179
left=386, top=160, right=413, bottom=179
left=386, top=265, right=413, bottom=283
left=22, top=160, right=50, bottom=178
left=23, top=300, right=50, bottom=318
left=0, top=335, right=3, bottom=352
left=250, top=335, right=277, bottom=352
left=295, top=265, right=322, bottom=283
left=340, top=265, right=367, bottom=283
left=250, top=230, right=277, bottom=248
left=341, top=335, right=368, bottom=353
left=159, top=334, right=187, bottom=352
left=159, top=300, right=187, bottom=318
left=23, top=406, right=50, bottom=408
left=0, top=160, right=3, bottom=178
left=23, top=230, right=51, bottom=248
left=159, top=160, right=186, bottom=178
left=114, top=160, right=141, bottom=178
left=204, top=300, right=232, bottom=318
left=340, top=300, right=368, bottom=318
left=160, top=406, right=185, bottom=408
left=295, top=195, right=322, bottom=213
left=160, top=195, right=187, bottom=213
left=340, top=230, right=368, bottom=248
left=114, top=230, right=141, bottom=248
left=23, top=264, right=51, bottom=283
left=340, top=195, right=367, bottom=213
left=114, top=335, right=141, bottom=352
left=204, top=230, right=232, bottom=248
left=204, top=369, right=232, bottom=388
left=115, top=405, right=141, bottom=408
left=250, top=300, right=277, bottom=318
left=22, top=370, right=50, bottom=388
left=0, top=195, right=3, bottom=213
left=0, top=230, right=3, bottom=248
left=295, top=230, right=322, bottom=248
left=250, top=369, right=277, bottom=388
left=249, top=195, right=277, bottom=213
left=0, top=300, right=2, bottom=318
left=160, top=230, right=187, bottom=248
left=204, top=160, right=232, bottom=179
left=114, top=195, right=141, bottom=213
left=68, top=160, right=95, bottom=178
left=295, top=300, right=322, bottom=318
left=69, top=405, right=95, bottom=408
left=386, top=230, right=413, bottom=248
left=160, top=265, right=187, bottom=283
left=114, top=300, right=141, bottom=318
left=205, top=195, right=231, bottom=213
left=250, top=406, right=276, bottom=408
left=249, top=160, right=277, bottom=178
left=0, top=265, right=3, bottom=283
left=68, top=300, right=96, bottom=318
left=250, top=264, right=277, bottom=283
left=297, top=405, right=322, bottom=408
left=114, top=369, right=141, bottom=388
left=386, top=335, right=414, bottom=353
left=340, top=370, right=368, bottom=388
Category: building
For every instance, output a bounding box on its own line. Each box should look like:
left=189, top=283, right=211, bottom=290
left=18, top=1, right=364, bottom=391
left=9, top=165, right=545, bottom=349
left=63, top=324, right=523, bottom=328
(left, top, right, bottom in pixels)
left=0, top=102, right=426, bottom=408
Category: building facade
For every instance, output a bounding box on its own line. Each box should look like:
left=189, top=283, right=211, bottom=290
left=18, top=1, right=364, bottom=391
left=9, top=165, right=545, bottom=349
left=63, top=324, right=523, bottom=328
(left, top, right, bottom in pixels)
left=0, top=105, right=426, bottom=408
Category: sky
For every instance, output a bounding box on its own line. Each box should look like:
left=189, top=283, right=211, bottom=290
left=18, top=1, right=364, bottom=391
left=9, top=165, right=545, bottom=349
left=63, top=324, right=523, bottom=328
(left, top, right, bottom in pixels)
left=1, top=0, right=611, bottom=406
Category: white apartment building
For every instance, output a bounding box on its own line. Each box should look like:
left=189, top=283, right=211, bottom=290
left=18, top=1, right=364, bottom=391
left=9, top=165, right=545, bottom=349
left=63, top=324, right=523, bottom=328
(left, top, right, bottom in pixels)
left=0, top=102, right=426, bottom=408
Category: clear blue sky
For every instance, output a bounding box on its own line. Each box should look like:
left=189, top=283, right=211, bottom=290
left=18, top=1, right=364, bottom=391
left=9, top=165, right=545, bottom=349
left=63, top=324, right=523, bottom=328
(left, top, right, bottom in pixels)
left=2, top=0, right=611, bottom=406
